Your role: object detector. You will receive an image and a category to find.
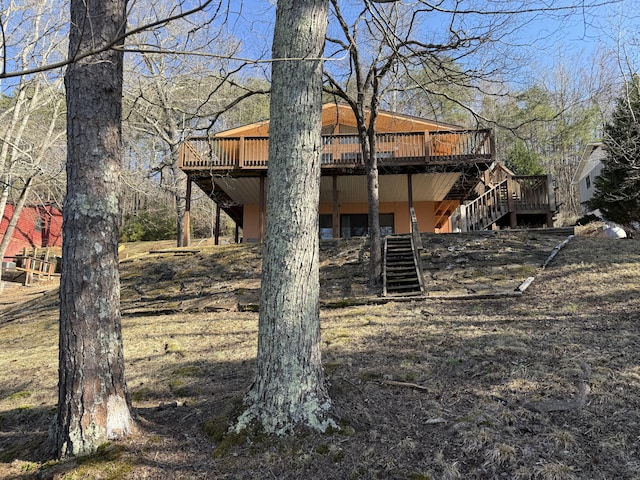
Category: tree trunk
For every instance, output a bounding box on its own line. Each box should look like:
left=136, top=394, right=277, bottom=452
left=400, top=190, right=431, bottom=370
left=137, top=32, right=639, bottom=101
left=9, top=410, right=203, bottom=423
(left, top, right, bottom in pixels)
left=0, top=179, right=9, bottom=228
left=54, top=0, right=133, bottom=458
left=172, top=161, right=188, bottom=247
left=355, top=102, right=382, bottom=288
left=365, top=156, right=382, bottom=285
left=365, top=125, right=382, bottom=286
left=235, top=0, right=335, bottom=435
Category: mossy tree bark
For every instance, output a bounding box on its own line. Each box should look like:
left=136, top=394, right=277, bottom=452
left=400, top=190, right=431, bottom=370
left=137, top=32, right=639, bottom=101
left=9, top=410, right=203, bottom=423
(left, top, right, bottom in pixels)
left=54, top=0, right=134, bottom=458
left=235, top=0, right=335, bottom=435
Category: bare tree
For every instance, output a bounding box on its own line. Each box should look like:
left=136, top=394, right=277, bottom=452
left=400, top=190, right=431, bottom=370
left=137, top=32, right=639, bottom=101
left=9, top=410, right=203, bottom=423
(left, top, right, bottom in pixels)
left=0, top=97, right=66, bottom=268
left=324, top=0, right=613, bottom=278
left=479, top=49, right=616, bottom=221
left=324, top=0, right=500, bottom=286
left=123, top=5, right=259, bottom=246
left=122, top=6, right=271, bottom=246
left=0, top=0, right=66, bottom=272
left=235, top=0, right=336, bottom=435
left=53, top=0, right=134, bottom=457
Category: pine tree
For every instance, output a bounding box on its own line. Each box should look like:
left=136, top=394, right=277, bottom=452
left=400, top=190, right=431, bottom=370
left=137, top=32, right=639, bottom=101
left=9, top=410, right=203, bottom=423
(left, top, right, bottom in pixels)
left=234, top=0, right=335, bottom=435
left=54, top=0, right=134, bottom=457
left=506, top=140, right=545, bottom=175
left=587, top=75, right=640, bottom=227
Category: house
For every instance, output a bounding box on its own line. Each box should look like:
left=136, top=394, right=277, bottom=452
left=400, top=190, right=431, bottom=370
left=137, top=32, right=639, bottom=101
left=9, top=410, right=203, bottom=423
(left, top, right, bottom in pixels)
left=573, top=142, right=605, bottom=213
left=179, top=103, right=555, bottom=241
left=0, top=204, right=63, bottom=259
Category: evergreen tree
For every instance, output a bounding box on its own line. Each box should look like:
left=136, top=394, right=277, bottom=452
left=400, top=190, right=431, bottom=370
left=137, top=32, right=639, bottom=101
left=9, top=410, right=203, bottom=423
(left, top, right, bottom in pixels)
left=587, top=75, right=640, bottom=227
left=505, top=140, right=545, bottom=175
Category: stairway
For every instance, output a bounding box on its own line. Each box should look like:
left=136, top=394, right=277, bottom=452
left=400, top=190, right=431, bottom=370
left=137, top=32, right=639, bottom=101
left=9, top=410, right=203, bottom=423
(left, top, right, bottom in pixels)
left=457, top=179, right=509, bottom=231
left=383, top=235, right=424, bottom=297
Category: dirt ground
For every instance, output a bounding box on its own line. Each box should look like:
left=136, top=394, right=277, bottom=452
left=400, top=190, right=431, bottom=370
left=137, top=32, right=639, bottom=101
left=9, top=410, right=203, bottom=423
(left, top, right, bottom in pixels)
left=0, top=230, right=639, bottom=479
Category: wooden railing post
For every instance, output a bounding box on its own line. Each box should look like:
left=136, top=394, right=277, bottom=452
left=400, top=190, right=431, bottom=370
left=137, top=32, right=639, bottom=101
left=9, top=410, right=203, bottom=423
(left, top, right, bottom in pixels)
left=459, top=204, right=468, bottom=232
left=490, top=130, right=497, bottom=160
left=424, top=131, right=430, bottom=163
left=506, top=175, right=517, bottom=228
left=409, top=207, right=425, bottom=292
left=239, top=136, right=245, bottom=168
left=410, top=207, right=422, bottom=251
left=178, top=143, right=185, bottom=168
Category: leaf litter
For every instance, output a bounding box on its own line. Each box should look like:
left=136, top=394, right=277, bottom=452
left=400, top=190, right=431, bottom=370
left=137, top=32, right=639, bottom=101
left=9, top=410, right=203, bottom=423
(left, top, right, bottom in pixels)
left=0, top=231, right=639, bottom=479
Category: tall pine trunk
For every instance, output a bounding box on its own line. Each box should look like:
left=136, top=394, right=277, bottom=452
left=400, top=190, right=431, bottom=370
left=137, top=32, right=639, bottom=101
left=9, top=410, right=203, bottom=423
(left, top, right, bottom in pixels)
left=54, top=0, right=133, bottom=457
left=235, top=0, right=335, bottom=435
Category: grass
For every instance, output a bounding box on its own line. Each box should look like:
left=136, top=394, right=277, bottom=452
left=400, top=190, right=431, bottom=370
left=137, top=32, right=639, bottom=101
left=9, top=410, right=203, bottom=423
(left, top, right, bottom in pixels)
left=0, top=234, right=639, bottom=479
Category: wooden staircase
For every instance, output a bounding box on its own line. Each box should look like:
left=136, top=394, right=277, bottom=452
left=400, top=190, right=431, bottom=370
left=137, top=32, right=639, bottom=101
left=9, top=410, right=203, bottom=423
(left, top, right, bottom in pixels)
left=458, top=179, right=509, bottom=231
left=383, top=235, right=424, bottom=297
left=456, top=173, right=556, bottom=232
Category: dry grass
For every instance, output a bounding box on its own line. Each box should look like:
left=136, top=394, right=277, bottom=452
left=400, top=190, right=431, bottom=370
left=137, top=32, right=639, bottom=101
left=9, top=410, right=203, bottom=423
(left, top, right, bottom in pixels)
left=0, top=233, right=639, bottom=479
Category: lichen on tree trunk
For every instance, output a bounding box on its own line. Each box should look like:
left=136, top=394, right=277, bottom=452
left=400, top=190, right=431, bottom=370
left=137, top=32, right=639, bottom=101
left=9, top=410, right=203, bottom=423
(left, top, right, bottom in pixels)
left=54, top=0, right=134, bottom=458
left=235, top=0, right=335, bottom=435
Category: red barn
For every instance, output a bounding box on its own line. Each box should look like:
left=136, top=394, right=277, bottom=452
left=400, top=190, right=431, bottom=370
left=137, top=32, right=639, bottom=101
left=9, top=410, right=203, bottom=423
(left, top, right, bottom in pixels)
left=0, top=204, right=63, bottom=260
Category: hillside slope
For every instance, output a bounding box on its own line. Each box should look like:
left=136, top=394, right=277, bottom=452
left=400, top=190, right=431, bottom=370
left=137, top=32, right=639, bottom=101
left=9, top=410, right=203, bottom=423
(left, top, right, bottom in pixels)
left=1, top=232, right=638, bottom=479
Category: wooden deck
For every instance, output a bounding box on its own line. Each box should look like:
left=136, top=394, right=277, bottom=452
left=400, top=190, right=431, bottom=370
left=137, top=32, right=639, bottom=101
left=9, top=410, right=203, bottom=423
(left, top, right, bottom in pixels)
left=179, top=129, right=495, bottom=172
left=457, top=174, right=556, bottom=231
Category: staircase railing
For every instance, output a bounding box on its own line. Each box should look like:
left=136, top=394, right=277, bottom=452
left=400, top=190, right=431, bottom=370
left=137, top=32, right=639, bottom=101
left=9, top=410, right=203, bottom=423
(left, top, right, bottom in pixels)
left=458, top=179, right=509, bottom=232
left=456, top=174, right=555, bottom=231
left=409, top=207, right=425, bottom=292
left=510, top=175, right=554, bottom=212
left=382, top=237, right=389, bottom=297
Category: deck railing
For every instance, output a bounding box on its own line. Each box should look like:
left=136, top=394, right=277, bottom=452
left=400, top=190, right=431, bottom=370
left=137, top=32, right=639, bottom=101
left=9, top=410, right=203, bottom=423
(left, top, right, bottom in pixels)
left=510, top=175, right=554, bottom=212
left=179, top=129, right=495, bottom=170
left=457, top=174, right=554, bottom=231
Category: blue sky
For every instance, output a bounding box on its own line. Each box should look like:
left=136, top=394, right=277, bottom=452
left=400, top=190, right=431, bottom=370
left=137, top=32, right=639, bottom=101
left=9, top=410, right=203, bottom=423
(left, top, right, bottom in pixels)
left=0, top=0, right=633, bottom=94
left=224, top=0, right=633, bottom=79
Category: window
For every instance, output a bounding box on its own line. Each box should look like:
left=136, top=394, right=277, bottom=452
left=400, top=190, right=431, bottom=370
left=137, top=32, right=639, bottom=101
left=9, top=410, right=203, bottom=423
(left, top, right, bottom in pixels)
left=34, top=216, right=44, bottom=233
left=340, top=213, right=394, bottom=239
left=341, top=214, right=368, bottom=238
left=380, top=213, right=394, bottom=236
left=319, top=214, right=333, bottom=240
left=585, top=175, right=591, bottom=189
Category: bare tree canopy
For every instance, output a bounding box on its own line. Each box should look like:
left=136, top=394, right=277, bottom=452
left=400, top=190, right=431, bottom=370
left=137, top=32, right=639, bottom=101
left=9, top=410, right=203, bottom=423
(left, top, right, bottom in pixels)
left=0, top=0, right=218, bottom=79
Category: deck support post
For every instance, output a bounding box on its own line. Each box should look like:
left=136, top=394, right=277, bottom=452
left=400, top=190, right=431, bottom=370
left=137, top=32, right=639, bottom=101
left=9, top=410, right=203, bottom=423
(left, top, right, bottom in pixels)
left=183, top=176, right=192, bottom=247
left=459, top=204, right=467, bottom=232
left=407, top=173, right=414, bottom=232
left=332, top=174, right=340, bottom=238
left=214, top=202, right=221, bottom=245
left=259, top=175, right=265, bottom=242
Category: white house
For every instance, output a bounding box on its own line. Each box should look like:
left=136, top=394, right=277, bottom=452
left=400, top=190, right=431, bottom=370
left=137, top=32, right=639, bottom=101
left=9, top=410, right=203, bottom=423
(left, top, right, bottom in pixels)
left=573, top=142, right=606, bottom=213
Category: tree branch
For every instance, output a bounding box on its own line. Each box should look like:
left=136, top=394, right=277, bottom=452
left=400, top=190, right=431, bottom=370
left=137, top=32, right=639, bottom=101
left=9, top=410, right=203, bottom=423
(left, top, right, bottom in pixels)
left=0, top=0, right=217, bottom=79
